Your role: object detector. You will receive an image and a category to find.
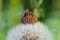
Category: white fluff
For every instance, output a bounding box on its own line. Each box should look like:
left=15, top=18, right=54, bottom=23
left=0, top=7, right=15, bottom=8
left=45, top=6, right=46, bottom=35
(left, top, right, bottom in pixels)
left=6, top=22, right=53, bottom=40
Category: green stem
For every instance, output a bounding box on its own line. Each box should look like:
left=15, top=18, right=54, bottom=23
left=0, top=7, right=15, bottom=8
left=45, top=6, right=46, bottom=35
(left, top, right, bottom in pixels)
left=37, top=0, right=43, bottom=8
left=24, top=0, right=37, bottom=11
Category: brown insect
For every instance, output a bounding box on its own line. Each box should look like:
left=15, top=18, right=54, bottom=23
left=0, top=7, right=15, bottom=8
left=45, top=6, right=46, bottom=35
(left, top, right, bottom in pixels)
left=21, top=12, right=38, bottom=24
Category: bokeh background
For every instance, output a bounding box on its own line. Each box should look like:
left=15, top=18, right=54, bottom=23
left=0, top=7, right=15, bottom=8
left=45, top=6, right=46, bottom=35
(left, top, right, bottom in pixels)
left=0, top=0, right=60, bottom=40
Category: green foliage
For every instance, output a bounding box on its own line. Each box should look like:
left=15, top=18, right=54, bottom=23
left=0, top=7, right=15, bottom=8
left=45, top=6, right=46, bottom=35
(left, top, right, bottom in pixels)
left=0, top=0, right=60, bottom=40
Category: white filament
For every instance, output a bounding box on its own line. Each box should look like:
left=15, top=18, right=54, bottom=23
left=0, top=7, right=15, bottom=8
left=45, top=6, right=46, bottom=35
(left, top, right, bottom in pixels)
left=6, top=22, right=53, bottom=40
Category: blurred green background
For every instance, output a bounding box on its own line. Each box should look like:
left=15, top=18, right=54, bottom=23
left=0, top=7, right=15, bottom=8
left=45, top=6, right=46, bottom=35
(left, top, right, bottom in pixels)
left=0, top=0, right=60, bottom=40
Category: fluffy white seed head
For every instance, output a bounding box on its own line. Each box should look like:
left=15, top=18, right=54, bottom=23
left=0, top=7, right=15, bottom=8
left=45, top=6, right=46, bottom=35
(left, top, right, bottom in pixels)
left=6, top=22, right=53, bottom=40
